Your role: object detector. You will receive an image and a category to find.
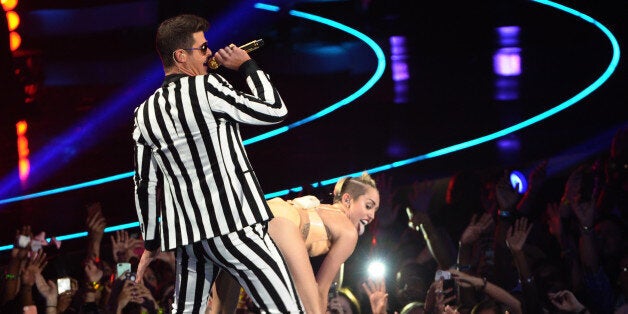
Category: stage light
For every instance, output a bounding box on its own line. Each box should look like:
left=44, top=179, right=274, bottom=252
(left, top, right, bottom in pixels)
left=9, top=31, right=20, bottom=51
left=6, top=10, right=19, bottom=31
left=509, top=170, right=527, bottom=194
left=367, top=260, right=386, bottom=280
left=16, top=120, right=30, bottom=184
left=0, top=0, right=620, bottom=252
left=1, top=0, right=18, bottom=11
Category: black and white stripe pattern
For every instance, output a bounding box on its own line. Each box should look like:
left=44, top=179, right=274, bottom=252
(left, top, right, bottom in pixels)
left=173, top=223, right=303, bottom=313
left=133, top=60, right=287, bottom=251
left=133, top=60, right=300, bottom=312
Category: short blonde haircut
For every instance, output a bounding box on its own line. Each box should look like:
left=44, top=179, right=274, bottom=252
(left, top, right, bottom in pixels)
left=332, top=172, right=377, bottom=204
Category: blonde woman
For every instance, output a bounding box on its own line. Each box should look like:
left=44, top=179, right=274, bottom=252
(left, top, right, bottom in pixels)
left=212, top=172, right=380, bottom=314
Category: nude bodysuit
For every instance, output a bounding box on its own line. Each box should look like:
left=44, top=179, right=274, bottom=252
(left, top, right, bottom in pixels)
left=267, top=195, right=342, bottom=257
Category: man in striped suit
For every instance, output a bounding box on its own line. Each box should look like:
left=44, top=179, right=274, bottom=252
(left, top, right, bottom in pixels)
left=132, top=14, right=303, bottom=313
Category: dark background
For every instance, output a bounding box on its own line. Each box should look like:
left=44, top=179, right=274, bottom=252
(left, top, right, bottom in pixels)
left=0, top=0, right=626, bottom=303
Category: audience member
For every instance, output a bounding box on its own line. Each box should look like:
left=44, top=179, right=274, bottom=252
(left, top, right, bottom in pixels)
left=1, top=126, right=626, bottom=314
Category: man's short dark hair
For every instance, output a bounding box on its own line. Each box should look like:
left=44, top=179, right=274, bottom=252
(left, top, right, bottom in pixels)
left=156, top=14, right=209, bottom=68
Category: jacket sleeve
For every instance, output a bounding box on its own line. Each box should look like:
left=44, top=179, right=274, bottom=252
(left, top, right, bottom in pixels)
left=202, top=59, right=288, bottom=125
left=133, top=124, right=161, bottom=251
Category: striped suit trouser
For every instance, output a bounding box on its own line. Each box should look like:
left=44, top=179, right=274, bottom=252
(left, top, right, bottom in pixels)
left=172, top=222, right=304, bottom=313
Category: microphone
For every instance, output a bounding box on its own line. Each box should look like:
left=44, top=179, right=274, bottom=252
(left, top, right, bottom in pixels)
left=207, top=39, right=265, bottom=70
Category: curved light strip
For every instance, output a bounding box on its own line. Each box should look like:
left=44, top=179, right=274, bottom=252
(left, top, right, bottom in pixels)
left=0, top=0, right=619, bottom=250
left=243, top=3, right=387, bottom=144
left=0, top=3, right=385, bottom=205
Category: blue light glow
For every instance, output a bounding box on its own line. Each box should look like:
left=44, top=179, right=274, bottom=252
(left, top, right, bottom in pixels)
left=509, top=170, right=527, bottom=194
left=0, top=0, right=620, bottom=251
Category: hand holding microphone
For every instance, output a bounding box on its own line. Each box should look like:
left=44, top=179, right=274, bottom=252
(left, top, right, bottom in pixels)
left=208, top=39, right=264, bottom=70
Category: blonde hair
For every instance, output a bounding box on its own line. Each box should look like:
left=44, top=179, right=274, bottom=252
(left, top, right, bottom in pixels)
left=332, top=172, right=377, bottom=204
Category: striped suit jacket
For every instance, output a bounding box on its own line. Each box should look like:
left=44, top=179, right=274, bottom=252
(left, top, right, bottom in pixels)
left=132, top=60, right=287, bottom=251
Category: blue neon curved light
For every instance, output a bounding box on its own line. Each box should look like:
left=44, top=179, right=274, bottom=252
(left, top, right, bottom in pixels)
left=244, top=3, right=387, bottom=144
left=0, top=0, right=620, bottom=250
left=0, top=2, right=386, bottom=205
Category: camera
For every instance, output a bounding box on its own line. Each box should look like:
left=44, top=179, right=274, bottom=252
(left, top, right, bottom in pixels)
left=125, top=272, right=137, bottom=282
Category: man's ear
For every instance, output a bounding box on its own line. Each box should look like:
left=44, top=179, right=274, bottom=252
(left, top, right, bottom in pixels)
left=175, top=51, right=186, bottom=63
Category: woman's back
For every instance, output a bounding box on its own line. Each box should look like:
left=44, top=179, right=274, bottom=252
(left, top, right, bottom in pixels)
left=268, top=196, right=349, bottom=257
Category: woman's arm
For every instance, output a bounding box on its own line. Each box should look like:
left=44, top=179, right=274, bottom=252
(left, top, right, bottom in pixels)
left=315, top=216, right=358, bottom=312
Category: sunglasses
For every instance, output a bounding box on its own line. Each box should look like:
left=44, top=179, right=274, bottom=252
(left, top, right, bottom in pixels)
left=183, top=42, right=208, bottom=54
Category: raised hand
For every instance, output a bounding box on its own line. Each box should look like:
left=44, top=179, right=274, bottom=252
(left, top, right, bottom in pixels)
left=34, top=273, right=58, bottom=310
left=21, top=249, right=48, bottom=287
left=86, top=202, right=107, bottom=237
left=115, top=280, right=137, bottom=310
left=434, top=282, right=456, bottom=314
left=57, top=296, right=72, bottom=313
left=111, top=230, right=143, bottom=263
left=546, top=202, right=563, bottom=238
left=424, top=278, right=444, bottom=314
left=83, top=257, right=104, bottom=283
left=495, top=171, right=519, bottom=211
left=459, top=212, right=493, bottom=246
left=135, top=281, right=159, bottom=310
left=362, top=277, right=389, bottom=314
left=505, top=217, right=532, bottom=253
left=56, top=277, right=79, bottom=312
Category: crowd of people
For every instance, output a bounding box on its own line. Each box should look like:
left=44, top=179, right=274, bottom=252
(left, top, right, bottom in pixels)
left=0, top=123, right=625, bottom=313
left=0, top=9, right=626, bottom=314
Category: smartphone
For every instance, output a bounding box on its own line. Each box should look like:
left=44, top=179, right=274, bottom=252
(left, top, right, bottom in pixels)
left=57, top=277, right=71, bottom=294
left=435, top=270, right=457, bottom=305
left=434, top=270, right=451, bottom=281
left=116, top=262, right=131, bottom=279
